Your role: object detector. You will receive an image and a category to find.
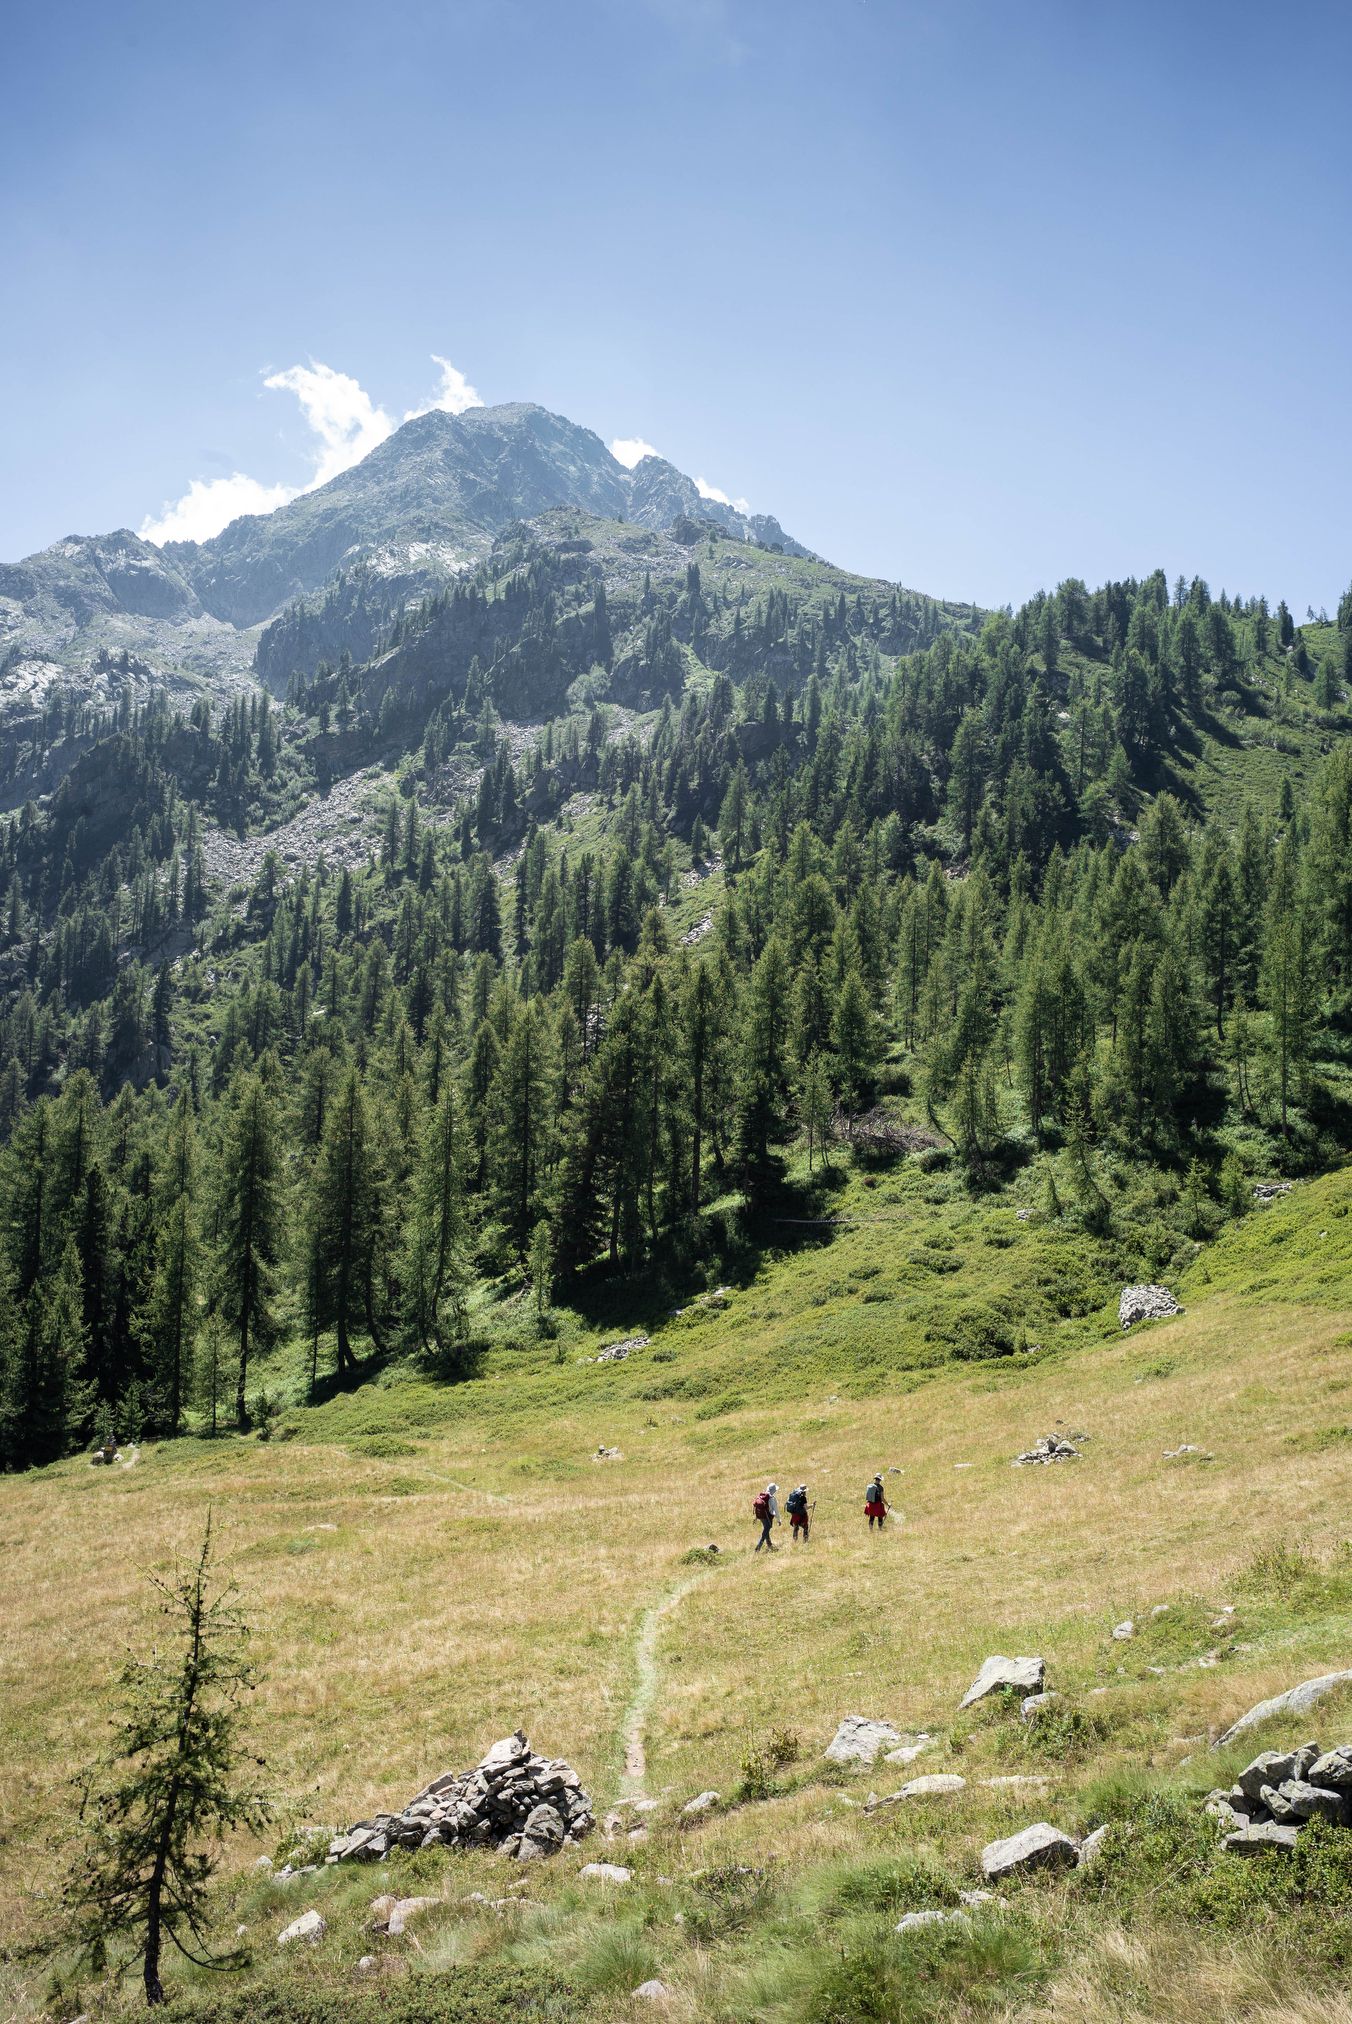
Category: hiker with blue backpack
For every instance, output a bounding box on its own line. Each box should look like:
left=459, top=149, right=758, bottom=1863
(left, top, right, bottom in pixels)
left=752, top=1482, right=780, bottom=1550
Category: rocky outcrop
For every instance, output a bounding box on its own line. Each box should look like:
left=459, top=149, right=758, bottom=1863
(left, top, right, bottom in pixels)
left=1013, top=1432, right=1087, bottom=1466
left=326, top=1731, right=593, bottom=1865
left=1119, top=1285, right=1181, bottom=1328
left=1217, top=1673, right=1352, bottom=1745
left=824, top=1716, right=903, bottom=1765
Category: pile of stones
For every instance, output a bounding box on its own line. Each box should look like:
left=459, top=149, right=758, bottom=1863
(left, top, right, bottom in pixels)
left=1208, top=1740, right=1352, bottom=1852
left=1012, top=1431, right=1088, bottom=1467
left=1119, top=1284, right=1181, bottom=1329
left=326, top=1731, right=594, bottom=1866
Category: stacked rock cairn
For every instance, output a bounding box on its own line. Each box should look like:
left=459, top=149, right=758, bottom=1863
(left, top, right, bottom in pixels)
left=327, top=1731, right=594, bottom=1865
left=1208, top=1740, right=1352, bottom=1852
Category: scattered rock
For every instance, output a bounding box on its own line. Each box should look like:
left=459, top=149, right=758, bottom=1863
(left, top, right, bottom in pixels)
left=959, top=1888, right=995, bottom=1908
left=1077, top=1824, right=1110, bottom=1868
left=1237, top=1745, right=1318, bottom=1802
left=1020, top=1691, right=1062, bottom=1723
left=1224, top=1823, right=1299, bottom=1855
left=900, top=1774, right=966, bottom=1799
left=277, top=1910, right=326, bottom=1948
left=368, top=1894, right=399, bottom=1928
left=1252, top=1181, right=1292, bottom=1204
left=593, top=1445, right=623, bottom=1462
left=387, top=1896, right=439, bottom=1937
left=1112, top=1621, right=1135, bottom=1641
left=355, top=1956, right=377, bottom=1976
left=681, top=1791, right=720, bottom=1817
left=326, top=1731, right=593, bottom=1865
left=961, top=1655, right=1045, bottom=1710
left=981, top=1823, right=1079, bottom=1881
left=895, top=1908, right=967, bottom=1934
left=592, top=1335, right=648, bottom=1365
left=253, top=1855, right=274, bottom=1872
left=983, top=1775, right=1050, bottom=1791
left=1119, top=1285, right=1181, bottom=1329
left=882, top=1736, right=932, bottom=1767
left=824, top=1715, right=902, bottom=1765
left=579, top=1862, right=632, bottom=1883
left=1162, top=1443, right=1212, bottom=1461
left=633, top=1981, right=671, bottom=2002
left=1218, top=1674, right=1352, bottom=1745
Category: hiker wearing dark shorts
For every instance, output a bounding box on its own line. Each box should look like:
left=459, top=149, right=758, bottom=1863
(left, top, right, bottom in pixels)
left=786, top=1484, right=810, bottom=1542
left=753, top=1482, right=780, bottom=1551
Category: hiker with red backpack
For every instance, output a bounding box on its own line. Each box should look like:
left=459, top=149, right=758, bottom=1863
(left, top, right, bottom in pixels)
left=753, top=1481, right=780, bottom=1551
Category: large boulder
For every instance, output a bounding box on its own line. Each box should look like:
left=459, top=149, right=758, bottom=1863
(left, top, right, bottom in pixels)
left=579, top=1862, right=632, bottom=1883
left=961, top=1656, right=1045, bottom=1710
left=981, top=1823, right=1078, bottom=1880
left=1217, top=1673, right=1352, bottom=1746
left=900, top=1774, right=967, bottom=1799
left=824, top=1716, right=902, bottom=1765
left=1276, top=1779, right=1349, bottom=1825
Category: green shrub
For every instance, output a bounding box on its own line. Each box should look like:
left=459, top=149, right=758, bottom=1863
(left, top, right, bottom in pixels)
left=165, top=1964, right=580, bottom=2023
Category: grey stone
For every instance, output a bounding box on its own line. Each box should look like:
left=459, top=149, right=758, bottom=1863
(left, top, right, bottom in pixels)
left=1217, top=1673, right=1352, bottom=1746
left=959, top=1888, right=995, bottom=1908
left=277, top=1910, right=326, bottom=1948
left=1278, top=1779, right=1348, bottom=1825
left=961, top=1655, right=1045, bottom=1710
left=633, top=1982, right=671, bottom=2002
left=900, top=1773, right=967, bottom=1798
left=1077, top=1824, right=1110, bottom=1868
left=1237, top=1745, right=1319, bottom=1802
left=1223, top=1823, right=1299, bottom=1854
left=981, top=1823, right=1079, bottom=1880
left=355, top=1957, right=377, bottom=1976
left=1309, top=1745, right=1352, bottom=1791
left=1260, top=1783, right=1298, bottom=1823
left=579, top=1861, right=632, bottom=1882
left=824, top=1715, right=903, bottom=1764
left=983, top=1775, right=1050, bottom=1791
left=1020, top=1691, right=1061, bottom=1723
left=1112, top=1621, right=1135, bottom=1641
left=682, top=1790, right=720, bottom=1816
left=386, top=1897, right=439, bottom=1937
left=882, top=1737, right=933, bottom=1766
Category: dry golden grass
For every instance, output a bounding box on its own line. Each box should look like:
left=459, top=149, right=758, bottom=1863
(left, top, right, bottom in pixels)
left=4, top=1211, right=1352, bottom=2017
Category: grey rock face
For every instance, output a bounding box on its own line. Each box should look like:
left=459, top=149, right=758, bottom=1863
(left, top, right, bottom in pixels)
left=1119, top=1284, right=1181, bottom=1328
left=1216, top=1673, right=1352, bottom=1746
left=961, top=1655, right=1046, bottom=1710
left=1237, top=1746, right=1318, bottom=1802
left=980, top=1822, right=1079, bottom=1880
left=824, top=1716, right=902, bottom=1765
left=1077, top=1824, right=1110, bottom=1868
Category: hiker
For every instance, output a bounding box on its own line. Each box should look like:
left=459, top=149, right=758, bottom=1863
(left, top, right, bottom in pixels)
left=753, top=1481, right=780, bottom=1551
left=865, top=1471, right=888, bottom=1530
left=786, top=1483, right=811, bottom=1543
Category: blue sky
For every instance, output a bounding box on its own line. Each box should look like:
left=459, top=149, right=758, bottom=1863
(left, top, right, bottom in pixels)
left=2, top=0, right=1349, bottom=613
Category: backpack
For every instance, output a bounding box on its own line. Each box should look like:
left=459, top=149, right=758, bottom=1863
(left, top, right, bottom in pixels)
left=786, top=1488, right=807, bottom=1515
left=752, top=1491, right=772, bottom=1521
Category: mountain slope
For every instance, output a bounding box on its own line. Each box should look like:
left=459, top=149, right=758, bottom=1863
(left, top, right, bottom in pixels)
left=0, top=404, right=815, bottom=729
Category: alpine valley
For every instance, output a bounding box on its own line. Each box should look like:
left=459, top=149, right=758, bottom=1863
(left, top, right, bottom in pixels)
left=4, top=398, right=1352, bottom=2024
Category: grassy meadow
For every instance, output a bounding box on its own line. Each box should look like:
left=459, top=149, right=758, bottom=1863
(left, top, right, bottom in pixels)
left=4, top=1166, right=1352, bottom=2021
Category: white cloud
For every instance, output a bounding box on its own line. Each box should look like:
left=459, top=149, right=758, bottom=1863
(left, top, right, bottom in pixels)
left=140, top=359, right=396, bottom=547
left=406, top=354, right=484, bottom=420
left=262, top=362, right=394, bottom=487
left=695, top=475, right=751, bottom=515
left=611, top=435, right=660, bottom=470
left=140, top=472, right=297, bottom=546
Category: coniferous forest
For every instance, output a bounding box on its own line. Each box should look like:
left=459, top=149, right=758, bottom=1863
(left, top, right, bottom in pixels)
left=3, top=532, right=1352, bottom=1471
